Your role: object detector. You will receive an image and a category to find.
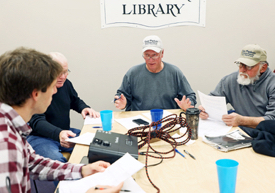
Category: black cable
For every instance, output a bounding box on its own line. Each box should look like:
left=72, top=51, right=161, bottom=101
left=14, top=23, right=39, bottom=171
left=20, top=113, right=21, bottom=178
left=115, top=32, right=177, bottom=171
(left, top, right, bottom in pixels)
left=139, top=151, right=163, bottom=167
left=127, top=113, right=192, bottom=193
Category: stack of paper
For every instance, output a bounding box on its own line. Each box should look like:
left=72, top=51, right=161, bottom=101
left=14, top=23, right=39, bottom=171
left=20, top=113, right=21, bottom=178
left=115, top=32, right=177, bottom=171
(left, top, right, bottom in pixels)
left=198, top=90, right=232, bottom=137
left=59, top=153, right=145, bottom=193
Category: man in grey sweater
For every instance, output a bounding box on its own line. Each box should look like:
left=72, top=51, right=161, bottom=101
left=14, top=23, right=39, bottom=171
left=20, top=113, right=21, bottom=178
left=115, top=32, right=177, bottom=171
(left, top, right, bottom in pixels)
left=114, top=35, right=196, bottom=111
left=199, top=44, right=275, bottom=134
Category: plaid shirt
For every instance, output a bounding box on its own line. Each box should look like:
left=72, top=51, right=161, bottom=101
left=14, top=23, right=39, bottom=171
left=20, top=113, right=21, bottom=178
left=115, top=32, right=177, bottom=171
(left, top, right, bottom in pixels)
left=0, top=103, right=84, bottom=193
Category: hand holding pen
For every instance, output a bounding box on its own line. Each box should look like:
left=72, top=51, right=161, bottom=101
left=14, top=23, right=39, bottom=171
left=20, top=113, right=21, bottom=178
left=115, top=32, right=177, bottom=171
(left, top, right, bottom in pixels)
left=113, top=94, right=127, bottom=110
left=198, top=105, right=208, bottom=120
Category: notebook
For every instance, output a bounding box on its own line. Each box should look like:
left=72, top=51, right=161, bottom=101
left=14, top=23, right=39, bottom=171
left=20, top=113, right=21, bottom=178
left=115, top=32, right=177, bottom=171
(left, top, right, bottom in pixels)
left=203, top=130, right=253, bottom=152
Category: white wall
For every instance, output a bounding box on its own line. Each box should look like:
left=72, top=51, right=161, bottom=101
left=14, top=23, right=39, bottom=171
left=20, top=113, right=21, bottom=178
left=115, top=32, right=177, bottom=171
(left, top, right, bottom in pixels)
left=1, top=0, right=275, bottom=129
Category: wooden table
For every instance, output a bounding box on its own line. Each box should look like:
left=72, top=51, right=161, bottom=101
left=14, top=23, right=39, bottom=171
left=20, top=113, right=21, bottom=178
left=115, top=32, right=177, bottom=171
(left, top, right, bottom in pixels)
left=62, top=110, right=275, bottom=193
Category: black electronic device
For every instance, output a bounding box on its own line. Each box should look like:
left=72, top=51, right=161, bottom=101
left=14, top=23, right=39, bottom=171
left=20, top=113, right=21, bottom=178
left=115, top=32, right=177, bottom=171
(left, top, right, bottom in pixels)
left=88, top=130, right=138, bottom=164
left=132, top=118, right=149, bottom=126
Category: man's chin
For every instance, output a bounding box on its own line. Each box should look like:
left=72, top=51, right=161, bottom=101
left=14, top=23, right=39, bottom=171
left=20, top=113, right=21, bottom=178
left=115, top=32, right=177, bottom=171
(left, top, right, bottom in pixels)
left=56, top=83, right=64, bottom=88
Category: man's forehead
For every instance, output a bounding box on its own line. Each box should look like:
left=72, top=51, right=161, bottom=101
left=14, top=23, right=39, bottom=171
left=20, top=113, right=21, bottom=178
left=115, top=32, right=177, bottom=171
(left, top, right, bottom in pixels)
left=144, top=50, right=159, bottom=54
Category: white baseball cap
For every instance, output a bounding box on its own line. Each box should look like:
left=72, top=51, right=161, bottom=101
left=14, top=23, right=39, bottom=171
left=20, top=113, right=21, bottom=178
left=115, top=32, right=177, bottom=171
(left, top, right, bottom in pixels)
left=235, top=44, right=267, bottom=66
left=142, top=35, right=163, bottom=53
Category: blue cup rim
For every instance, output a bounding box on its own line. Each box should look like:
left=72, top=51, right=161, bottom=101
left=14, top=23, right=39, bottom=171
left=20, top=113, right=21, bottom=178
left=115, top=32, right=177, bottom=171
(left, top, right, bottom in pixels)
left=100, top=110, right=113, bottom=114
left=150, top=109, right=163, bottom=113
left=216, top=159, right=239, bottom=168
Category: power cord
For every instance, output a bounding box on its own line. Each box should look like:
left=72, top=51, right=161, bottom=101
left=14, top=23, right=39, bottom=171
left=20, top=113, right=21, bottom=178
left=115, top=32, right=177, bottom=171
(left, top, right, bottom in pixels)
left=127, top=113, right=191, bottom=193
left=138, top=151, right=163, bottom=167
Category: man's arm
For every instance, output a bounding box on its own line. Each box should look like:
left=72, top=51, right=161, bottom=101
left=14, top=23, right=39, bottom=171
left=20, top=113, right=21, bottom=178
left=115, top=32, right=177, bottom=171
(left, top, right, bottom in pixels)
left=176, top=69, right=197, bottom=108
left=29, top=114, right=62, bottom=142
left=222, top=113, right=265, bottom=128
left=68, top=80, right=90, bottom=113
left=116, top=74, right=132, bottom=111
left=28, top=143, right=111, bottom=181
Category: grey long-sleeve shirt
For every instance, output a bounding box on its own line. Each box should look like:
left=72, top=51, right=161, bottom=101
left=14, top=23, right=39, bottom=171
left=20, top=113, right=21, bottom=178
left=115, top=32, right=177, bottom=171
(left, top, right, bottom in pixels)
left=210, top=68, right=275, bottom=120
left=116, top=62, right=196, bottom=111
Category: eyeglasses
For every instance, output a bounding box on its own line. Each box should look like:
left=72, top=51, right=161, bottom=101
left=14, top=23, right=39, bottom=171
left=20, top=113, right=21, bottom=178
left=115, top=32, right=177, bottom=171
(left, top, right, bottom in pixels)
left=235, top=62, right=258, bottom=70
left=143, top=53, right=161, bottom=60
left=60, top=69, right=71, bottom=76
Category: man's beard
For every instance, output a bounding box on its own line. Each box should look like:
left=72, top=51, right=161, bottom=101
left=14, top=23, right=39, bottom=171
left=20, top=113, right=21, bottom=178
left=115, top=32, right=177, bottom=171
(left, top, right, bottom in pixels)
left=237, top=68, right=261, bottom=85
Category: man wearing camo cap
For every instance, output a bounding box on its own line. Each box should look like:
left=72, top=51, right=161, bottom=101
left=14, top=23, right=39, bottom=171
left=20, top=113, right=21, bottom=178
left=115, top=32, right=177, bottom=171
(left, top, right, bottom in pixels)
left=199, top=44, right=275, bottom=135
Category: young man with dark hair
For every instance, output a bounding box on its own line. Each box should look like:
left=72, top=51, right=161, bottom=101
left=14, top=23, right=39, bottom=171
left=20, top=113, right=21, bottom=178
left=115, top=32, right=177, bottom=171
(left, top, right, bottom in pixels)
left=0, top=47, right=122, bottom=193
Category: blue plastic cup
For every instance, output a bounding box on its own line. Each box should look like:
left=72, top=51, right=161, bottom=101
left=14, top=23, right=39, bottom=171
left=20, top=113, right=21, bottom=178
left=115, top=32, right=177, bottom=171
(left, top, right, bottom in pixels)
left=150, top=109, right=163, bottom=130
left=216, top=159, right=239, bottom=193
left=100, top=110, right=113, bottom=131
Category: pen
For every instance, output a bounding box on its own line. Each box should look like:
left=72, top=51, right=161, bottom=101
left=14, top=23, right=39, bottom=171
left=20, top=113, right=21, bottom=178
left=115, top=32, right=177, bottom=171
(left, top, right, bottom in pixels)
left=92, top=126, right=102, bottom=128
left=175, top=148, right=185, bottom=159
left=94, top=187, right=131, bottom=192
left=6, top=176, right=11, bottom=193
left=184, top=150, right=196, bottom=160
left=112, top=95, right=121, bottom=103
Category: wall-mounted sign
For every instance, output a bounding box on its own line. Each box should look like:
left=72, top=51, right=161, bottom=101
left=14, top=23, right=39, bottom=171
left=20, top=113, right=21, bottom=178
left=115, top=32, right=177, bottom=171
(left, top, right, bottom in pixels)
left=100, top=0, right=206, bottom=29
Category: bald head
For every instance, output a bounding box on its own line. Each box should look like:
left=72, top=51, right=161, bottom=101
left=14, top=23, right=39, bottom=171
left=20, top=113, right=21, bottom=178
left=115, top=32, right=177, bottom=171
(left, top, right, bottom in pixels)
left=49, top=52, right=69, bottom=88
left=49, top=52, right=67, bottom=65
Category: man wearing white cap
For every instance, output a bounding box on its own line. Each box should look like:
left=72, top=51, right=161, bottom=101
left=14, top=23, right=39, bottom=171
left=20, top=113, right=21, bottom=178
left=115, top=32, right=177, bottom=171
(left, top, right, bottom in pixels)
left=199, top=44, right=275, bottom=134
left=114, top=35, right=196, bottom=111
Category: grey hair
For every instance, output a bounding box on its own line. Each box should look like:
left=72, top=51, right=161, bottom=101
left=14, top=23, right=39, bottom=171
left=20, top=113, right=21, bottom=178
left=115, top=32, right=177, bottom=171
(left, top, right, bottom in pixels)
left=260, top=61, right=269, bottom=66
left=49, top=52, right=68, bottom=64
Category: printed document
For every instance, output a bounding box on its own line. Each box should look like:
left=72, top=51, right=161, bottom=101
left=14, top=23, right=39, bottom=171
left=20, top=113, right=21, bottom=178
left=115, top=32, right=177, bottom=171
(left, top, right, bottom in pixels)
left=84, top=116, right=114, bottom=125
left=65, top=132, right=95, bottom=145
left=197, top=90, right=232, bottom=137
left=115, top=115, right=150, bottom=130
left=59, top=153, right=145, bottom=193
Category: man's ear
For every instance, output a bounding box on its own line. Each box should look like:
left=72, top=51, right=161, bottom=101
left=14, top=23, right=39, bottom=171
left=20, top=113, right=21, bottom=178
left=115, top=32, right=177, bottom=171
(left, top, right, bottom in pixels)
left=260, top=64, right=268, bottom=73
left=160, top=49, right=164, bottom=59
left=31, top=89, right=39, bottom=102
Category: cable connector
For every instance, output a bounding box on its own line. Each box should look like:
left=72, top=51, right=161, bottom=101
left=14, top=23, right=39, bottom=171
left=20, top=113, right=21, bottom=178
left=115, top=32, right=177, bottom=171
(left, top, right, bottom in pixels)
left=151, top=131, right=157, bottom=138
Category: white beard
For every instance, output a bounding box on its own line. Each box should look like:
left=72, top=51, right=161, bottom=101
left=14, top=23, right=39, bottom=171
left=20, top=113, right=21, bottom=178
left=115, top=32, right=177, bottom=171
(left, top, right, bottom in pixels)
left=237, top=68, right=261, bottom=85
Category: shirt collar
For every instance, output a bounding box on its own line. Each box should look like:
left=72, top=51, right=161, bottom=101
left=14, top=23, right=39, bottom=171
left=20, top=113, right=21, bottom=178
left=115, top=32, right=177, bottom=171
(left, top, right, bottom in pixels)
left=0, top=102, right=32, bottom=137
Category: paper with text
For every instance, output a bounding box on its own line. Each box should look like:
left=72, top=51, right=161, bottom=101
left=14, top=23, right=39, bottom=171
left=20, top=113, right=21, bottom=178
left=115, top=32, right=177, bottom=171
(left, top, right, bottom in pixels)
left=198, top=90, right=227, bottom=121
left=198, top=118, right=232, bottom=137
left=84, top=116, right=114, bottom=125
left=115, top=115, right=150, bottom=130
left=198, top=90, right=232, bottom=137
left=59, top=153, right=145, bottom=193
left=65, top=132, right=95, bottom=145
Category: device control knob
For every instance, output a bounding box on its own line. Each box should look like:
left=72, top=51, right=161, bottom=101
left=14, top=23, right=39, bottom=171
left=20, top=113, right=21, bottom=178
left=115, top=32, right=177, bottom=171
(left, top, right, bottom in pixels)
left=103, top=141, right=110, bottom=147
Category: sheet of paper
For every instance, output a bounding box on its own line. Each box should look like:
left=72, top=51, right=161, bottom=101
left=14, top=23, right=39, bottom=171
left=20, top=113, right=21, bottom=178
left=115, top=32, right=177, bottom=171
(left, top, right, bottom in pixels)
left=198, top=90, right=227, bottom=121
left=172, top=133, right=195, bottom=145
left=115, top=115, right=150, bottom=130
left=65, top=132, right=95, bottom=145
left=197, top=90, right=232, bottom=137
left=198, top=118, right=232, bottom=137
left=121, top=177, right=146, bottom=193
left=59, top=153, right=145, bottom=193
left=84, top=116, right=114, bottom=125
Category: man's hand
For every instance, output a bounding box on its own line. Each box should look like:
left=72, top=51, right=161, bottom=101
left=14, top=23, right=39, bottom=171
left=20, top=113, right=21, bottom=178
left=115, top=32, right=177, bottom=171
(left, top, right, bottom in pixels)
left=198, top=105, right=209, bottom=120
left=81, top=161, right=110, bottom=177
left=222, top=112, right=242, bottom=127
left=81, top=108, right=100, bottom=119
left=86, top=182, right=124, bottom=193
left=59, top=130, right=76, bottom=148
left=114, top=94, right=127, bottom=110
left=174, top=96, right=194, bottom=111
